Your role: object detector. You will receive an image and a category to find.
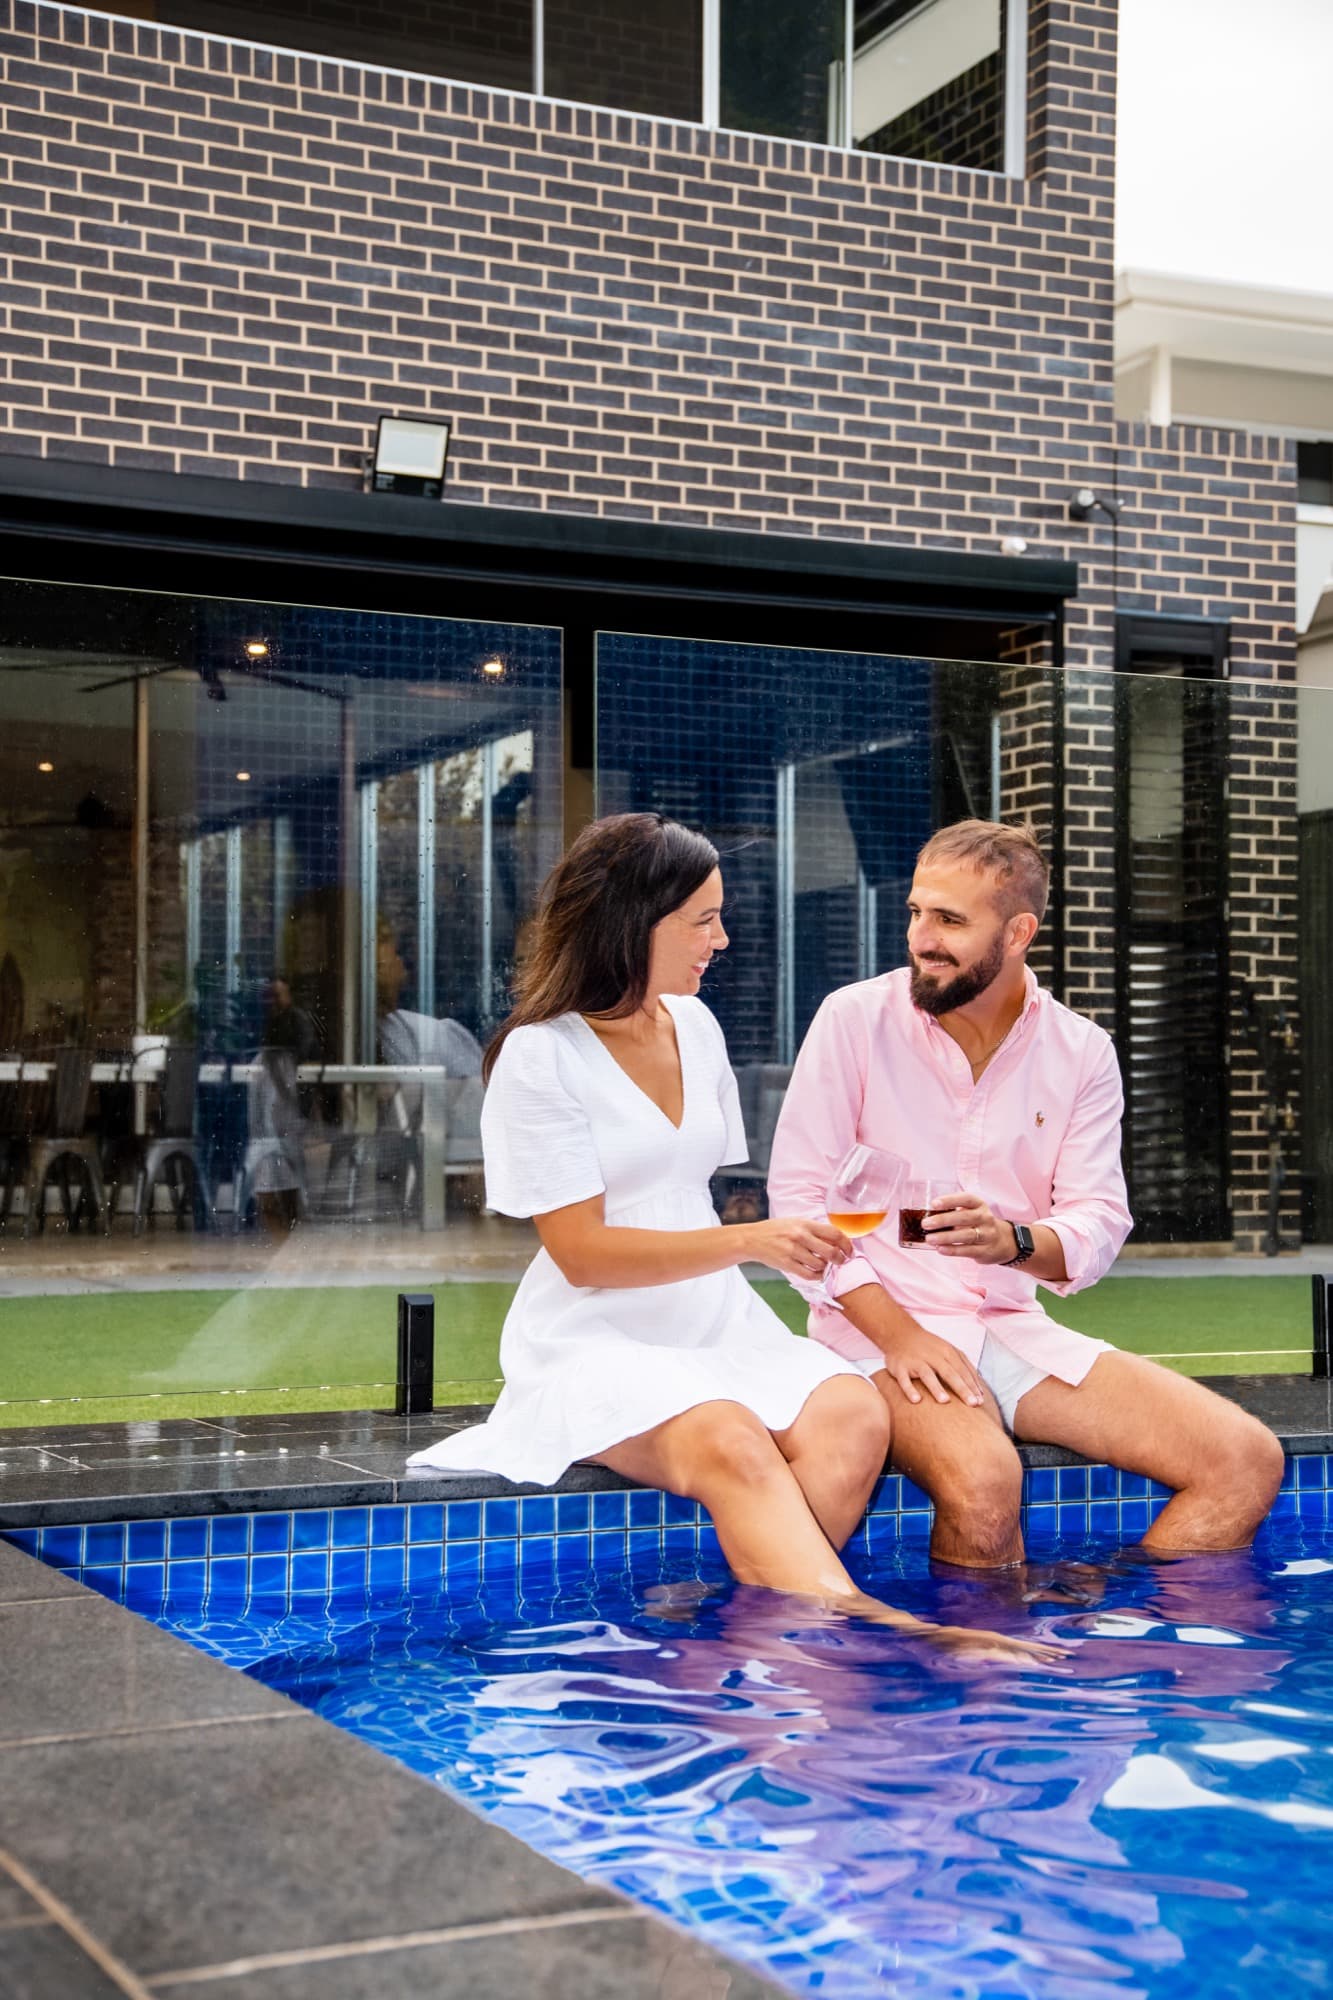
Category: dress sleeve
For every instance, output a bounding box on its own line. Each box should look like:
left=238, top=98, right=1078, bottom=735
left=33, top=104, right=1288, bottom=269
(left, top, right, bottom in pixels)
left=694, top=1001, right=749, bottom=1165
left=480, top=1026, right=606, bottom=1218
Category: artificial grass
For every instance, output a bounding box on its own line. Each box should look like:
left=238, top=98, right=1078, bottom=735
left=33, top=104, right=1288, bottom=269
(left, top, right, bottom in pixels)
left=0, top=1274, right=1313, bottom=1430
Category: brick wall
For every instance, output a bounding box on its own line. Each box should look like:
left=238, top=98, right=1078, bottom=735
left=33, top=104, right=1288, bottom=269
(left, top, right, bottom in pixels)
left=0, top=0, right=1304, bottom=1248
left=862, top=53, right=1003, bottom=173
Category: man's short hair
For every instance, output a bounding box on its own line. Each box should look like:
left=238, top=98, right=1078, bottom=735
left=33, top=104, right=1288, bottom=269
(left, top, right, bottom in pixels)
left=915, top=818, right=1050, bottom=924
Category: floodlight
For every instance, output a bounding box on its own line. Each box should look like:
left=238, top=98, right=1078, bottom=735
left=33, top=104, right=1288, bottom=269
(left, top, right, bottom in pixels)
left=368, top=415, right=452, bottom=499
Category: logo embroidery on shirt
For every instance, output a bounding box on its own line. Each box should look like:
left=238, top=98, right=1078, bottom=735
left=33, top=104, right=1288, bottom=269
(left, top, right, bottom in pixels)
left=1035, top=1112, right=1045, bottom=1126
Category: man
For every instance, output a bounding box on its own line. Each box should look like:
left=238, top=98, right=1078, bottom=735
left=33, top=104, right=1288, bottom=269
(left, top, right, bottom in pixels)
left=768, top=819, right=1283, bottom=1566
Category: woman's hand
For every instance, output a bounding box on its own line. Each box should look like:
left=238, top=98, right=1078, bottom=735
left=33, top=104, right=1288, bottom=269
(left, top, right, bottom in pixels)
left=739, top=1216, right=852, bottom=1281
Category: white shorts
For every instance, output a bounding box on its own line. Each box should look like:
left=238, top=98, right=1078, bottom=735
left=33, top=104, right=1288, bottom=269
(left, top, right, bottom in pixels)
left=850, top=1331, right=1112, bottom=1432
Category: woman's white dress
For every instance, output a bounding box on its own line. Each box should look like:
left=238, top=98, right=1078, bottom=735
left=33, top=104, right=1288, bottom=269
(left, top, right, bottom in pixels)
left=406, top=994, right=860, bottom=1487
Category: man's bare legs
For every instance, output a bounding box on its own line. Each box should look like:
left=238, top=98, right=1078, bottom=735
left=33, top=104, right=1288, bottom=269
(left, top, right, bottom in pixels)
left=874, top=1371, right=1026, bottom=1567
left=1013, top=1350, right=1284, bottom=1552
left=871, top=1347, right=1283, bottom=1568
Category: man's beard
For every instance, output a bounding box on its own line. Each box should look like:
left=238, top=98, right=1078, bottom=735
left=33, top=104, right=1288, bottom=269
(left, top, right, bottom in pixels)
left=910, top=931, right=1007, bottom=1016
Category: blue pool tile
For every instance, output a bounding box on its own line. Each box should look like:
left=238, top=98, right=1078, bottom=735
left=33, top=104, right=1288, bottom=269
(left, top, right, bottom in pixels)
left=662, top=1492, right=701, bottom=1528
left=1026, top=1468, right=1057, bottom=1505
left=331, top=1547, right=368, bottom=1592
left=444, top=1500, right=482, bottom=1541
left=83, top=1523, right=126, bottom=1568
left=518, top=1534, right=556, bottom=1569
left=2, top=1529, right=39, bottom=1557
left=292, top=1510, right=332, bottom=1551
left=592, top=1490, right=627, bottom=1531
left=1025, top=1504, right=1057, bottom=1540
left=519, top=1496, right=555, bottom=1536
left=555, top=1493, right=590, bottom=1533
left=250, top=1553, right=289, bottom=1596
left=369, top=1545, right=406, bottom=1591
left=82, top=1565, right=124, bottom=1600
left=331, top=1508, right=370, bottom=1550
left=628, top=1489, right=662, bottom=1529
left=897, top=1511, right=931, bottom=1540
left=210, top=1515, right=249, bottom=1558
left=484, top=1498, right=519, bottom=1540
left=662, top=1525, right=697, bottom=1554
left=697, top=1525, right=722, bottom=1560
left=206, top=1555, right=248, bottom=1597
left=251, top=1512, right=291, bottom=1555
left=554, top=1532, right=592, bottom=1568
left=443, top=1541, right=481, bottom=1589
left=167, top=1517, right=208, bottom=1561
left=1089, top=1463, right=1117, bottom=1500
left=1058, top=1467, right=1089, bottom=1501
left=406, top=1543, right=443, bottom=1587
left=122, top=1561, right=166, bottom=1600
left=165, top=1559, right=207, bottom=1601
left=39, top=1525, right=83, bottom=1569
left=899, top=1478, right=932, bottom=1514
left=1090, top=1501, right=1119, bottom=1537
left=628, top=1529, right=662, bottom=1560
left=370, top=1507, right=406, bottom=1548
left=1119, top=1498, right=1151, bottom=1534
left=1298, top=1489, right=1327, bottom=1519
left=1297, top=1456, right=1326, bottom=1490
left=126, top=1521, right=166, bottom=1564
left=291, top=1551, right=332, bottom=1595
left=1057, top=1503, right=1090, bottom=1534
left=1118, top=1472, right=1148, bottom=1499
left=481, top=1539, right=519, bottom=1580
left=868, top=1473, right=902, bottom=1515
left=1270, top=1487, right=1299, bottom=1519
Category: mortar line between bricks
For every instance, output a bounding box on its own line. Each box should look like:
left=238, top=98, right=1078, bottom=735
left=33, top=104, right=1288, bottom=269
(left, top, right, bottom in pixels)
left=0, top=1845, right=158, bottom=2000
left=148, top=1907, right=641, bottom=1987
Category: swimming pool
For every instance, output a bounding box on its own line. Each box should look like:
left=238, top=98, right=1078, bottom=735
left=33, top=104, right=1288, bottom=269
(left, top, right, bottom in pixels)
left=12, top=1465, right=1333, bottom=1999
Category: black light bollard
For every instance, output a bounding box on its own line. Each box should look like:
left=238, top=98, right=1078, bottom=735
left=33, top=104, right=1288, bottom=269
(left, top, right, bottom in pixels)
left=396, top=1292, right=436, bottom=1415
left=1314, top=1276, right=1333, bottom=1383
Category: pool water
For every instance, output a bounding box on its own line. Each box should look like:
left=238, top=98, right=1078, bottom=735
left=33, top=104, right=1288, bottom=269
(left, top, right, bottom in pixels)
left=141, top=1525, right=1333, bottom=1999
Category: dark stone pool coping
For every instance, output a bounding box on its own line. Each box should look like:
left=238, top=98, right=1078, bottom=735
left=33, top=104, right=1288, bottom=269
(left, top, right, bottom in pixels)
left=1, top=1375, right=1327, bottom=1998
left=0, top=1374, right=1329, bottom=1531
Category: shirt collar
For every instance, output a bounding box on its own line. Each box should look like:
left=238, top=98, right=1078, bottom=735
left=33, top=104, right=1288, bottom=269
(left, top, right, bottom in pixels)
left=909, top=963, right=1043, bottom=1037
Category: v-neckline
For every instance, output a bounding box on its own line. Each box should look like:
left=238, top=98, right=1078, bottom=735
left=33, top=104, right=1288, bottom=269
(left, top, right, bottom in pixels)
left=575, top=997, right=688, bottom=1134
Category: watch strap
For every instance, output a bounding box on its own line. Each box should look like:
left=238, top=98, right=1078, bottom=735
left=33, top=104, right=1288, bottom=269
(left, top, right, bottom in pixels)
left=1003, top=1221, right=1036, bottom=1267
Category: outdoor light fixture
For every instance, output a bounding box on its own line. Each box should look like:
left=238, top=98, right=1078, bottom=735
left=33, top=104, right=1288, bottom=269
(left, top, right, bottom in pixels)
left=244, top=640, right=270, bottom=659
left=1068, top=487, right=1120, bottom=524
left=367, top=415, right=452, bottom=499
left=236, top=771, right=251, bottom=783
left=999, top=534, right=1029, bottom=556
left=37, top=760, right=53, bottom=773
left=480, top=656, right=506, bottom=679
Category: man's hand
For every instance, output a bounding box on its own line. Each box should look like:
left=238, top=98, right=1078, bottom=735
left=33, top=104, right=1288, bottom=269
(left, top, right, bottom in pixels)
left=922, top=1191, right=1017, bottom=1264
left=879, top=1322, right=985, bottom=1407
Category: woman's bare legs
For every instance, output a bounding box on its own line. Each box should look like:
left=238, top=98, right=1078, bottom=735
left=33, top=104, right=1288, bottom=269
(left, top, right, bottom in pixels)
left=770, top=1376, right=891, bottom=1550
left=591, top=1396, right=1066, bottom=1662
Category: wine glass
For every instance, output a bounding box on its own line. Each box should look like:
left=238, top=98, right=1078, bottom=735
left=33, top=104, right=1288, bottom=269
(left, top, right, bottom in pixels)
left=819, top=1144, right=906, bottom=1303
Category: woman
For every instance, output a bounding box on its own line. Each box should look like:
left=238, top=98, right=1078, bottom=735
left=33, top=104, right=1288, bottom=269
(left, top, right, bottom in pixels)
left=410, top=815, right=1058, bottom=1663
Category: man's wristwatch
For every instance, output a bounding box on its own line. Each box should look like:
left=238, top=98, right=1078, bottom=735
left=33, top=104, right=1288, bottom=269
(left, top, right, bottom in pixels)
left=1003, top=1221, right=1036, bottom=1267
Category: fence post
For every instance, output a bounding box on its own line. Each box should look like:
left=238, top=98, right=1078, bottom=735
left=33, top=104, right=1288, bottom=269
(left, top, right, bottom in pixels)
left=1313, top=1276, right=1332, bottom=1382
left=396, top=1292, right=435, bottom=1415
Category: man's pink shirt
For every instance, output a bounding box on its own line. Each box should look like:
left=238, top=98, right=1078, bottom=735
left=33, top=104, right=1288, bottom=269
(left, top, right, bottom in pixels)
left=767, top=967, right=1132, bottom=1384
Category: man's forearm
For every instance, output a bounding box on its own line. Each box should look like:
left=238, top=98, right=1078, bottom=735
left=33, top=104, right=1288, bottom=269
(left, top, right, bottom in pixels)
left=1018, top=1223, right=1068, bottom=1285
left=838, top=1282, right=930, bottom=1358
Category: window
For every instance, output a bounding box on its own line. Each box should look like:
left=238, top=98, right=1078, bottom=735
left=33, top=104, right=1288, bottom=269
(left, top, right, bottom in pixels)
left=1298, top=441, right=1333, bottom=509
left=128, top=0, right=1023, bottom=170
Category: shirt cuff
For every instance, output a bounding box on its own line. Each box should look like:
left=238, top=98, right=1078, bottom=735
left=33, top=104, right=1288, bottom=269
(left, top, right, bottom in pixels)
left=821, top=1251, right=880, bottom=1312
left=1040, top=1217, right=1098, bottom=1295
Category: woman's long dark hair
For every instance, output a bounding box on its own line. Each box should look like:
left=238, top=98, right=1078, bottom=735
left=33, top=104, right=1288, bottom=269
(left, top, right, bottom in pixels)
left=483, top=812, right=718, bottom=1081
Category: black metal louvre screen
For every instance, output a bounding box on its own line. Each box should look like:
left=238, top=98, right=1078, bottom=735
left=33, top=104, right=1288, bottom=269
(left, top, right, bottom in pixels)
left=1115, top=651, right=1230, bottom=1243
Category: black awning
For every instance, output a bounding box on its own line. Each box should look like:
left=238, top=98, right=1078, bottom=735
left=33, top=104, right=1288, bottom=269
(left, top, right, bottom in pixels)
left=0, top=455, right=1078, bottom=634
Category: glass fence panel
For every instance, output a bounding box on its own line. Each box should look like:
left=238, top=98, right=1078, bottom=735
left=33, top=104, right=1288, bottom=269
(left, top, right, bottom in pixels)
left=0, top=580, right=562, bottom=1425
left=597, top=632, right=1332, bottom=1381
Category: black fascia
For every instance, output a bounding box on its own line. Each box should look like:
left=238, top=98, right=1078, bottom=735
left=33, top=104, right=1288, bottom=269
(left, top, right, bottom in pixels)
left=0, top=455, right=1079, bottom=630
